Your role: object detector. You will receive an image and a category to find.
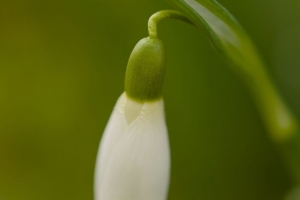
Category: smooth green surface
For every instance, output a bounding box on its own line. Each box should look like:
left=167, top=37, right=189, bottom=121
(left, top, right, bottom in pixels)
left=125, top=37, right=165, bottom=102
left=148, top=10, right=195, bottom=39
left=165, top=0, right=299, bottom=142
left=0, top=0, right=299, bottom=200
left=166, top=0, right=300, bottom=185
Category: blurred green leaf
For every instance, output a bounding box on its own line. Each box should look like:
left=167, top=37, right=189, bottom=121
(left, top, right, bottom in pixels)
left=165, top=0, right=263, bottom=77
left=166, top=0, right=300, bottom=185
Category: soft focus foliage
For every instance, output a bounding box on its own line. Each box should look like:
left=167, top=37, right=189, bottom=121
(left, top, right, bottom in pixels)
left=0, top=0, right=299, bottom=199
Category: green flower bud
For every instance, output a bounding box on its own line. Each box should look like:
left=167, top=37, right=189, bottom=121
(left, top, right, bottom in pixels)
left=125, top=37, right=166, bottom=102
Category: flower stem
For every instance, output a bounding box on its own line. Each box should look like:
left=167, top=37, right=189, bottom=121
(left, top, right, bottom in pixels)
left=148, top=9, right=300, bottom=185
left=148, top=10, right=195, bottom=39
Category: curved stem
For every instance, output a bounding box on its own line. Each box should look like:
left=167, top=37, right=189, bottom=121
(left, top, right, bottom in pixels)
left=148, top=10, right=195, bottom=38
left=148, top=9, right=300, bottom=185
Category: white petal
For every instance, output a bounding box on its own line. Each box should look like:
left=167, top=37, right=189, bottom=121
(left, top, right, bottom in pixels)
left=94, top=92, right=170, bottom=200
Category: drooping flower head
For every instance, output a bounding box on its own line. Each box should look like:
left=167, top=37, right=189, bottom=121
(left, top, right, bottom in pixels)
left=94, top=36, right=170, bottom=200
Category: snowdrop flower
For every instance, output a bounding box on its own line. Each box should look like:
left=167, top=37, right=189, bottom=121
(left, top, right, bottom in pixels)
left=94, top=37, right=170, bottom=200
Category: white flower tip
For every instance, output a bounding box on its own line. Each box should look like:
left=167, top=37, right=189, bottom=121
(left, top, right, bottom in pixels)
left=94, top=93, right=170, bottom=200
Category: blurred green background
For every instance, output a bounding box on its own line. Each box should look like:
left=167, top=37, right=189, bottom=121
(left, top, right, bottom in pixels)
left=0, top=0, right=299, bottom=199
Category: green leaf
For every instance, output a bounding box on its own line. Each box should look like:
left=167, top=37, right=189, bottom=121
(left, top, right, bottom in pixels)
left=166, top=0, right=260, bottom=75
left=166, top=0, right=300, bottom=184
